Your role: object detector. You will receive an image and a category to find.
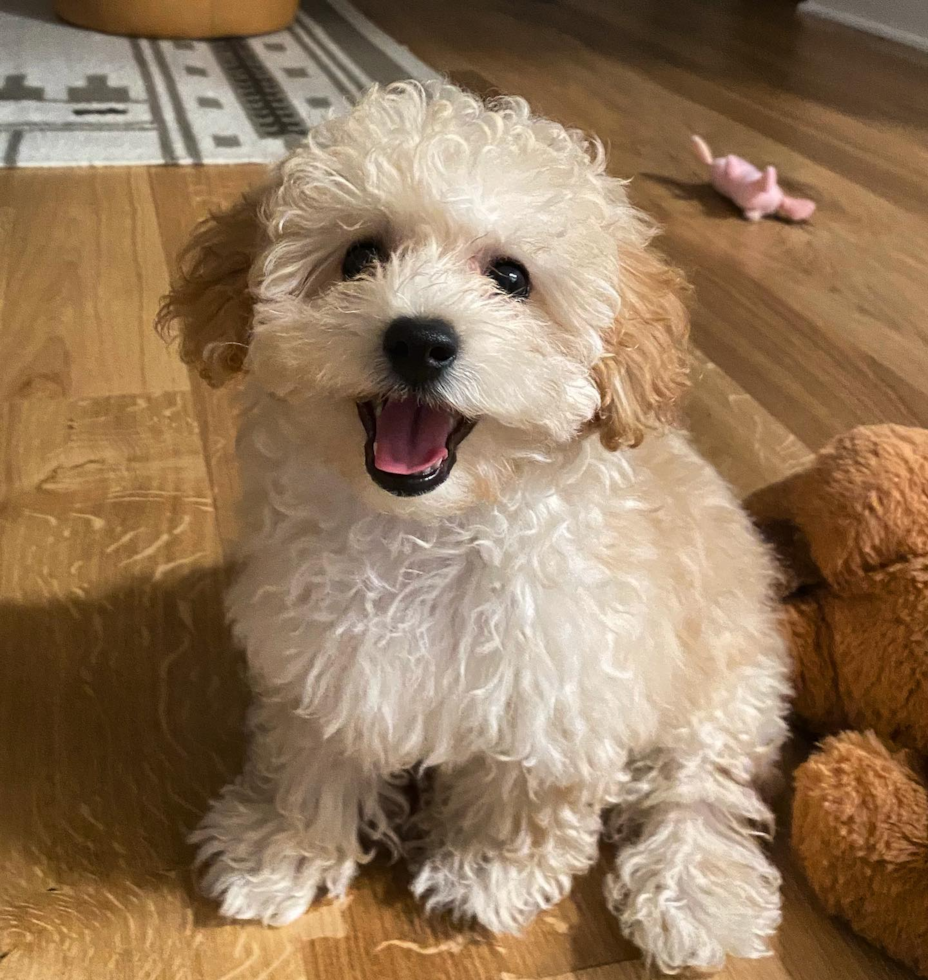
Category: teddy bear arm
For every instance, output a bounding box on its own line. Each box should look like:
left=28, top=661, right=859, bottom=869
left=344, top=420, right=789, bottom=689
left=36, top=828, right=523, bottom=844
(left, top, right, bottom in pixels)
left=792, top=731, right=928, bottom=978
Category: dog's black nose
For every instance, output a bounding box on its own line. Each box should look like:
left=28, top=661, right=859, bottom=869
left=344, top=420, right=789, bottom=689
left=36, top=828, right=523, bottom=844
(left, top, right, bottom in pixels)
left=383, top=316, right=459, bottom=387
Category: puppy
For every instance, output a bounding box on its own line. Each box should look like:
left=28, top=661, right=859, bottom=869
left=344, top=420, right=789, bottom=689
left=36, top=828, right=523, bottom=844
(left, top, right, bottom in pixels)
left=158, top=81, right=790, bottom=973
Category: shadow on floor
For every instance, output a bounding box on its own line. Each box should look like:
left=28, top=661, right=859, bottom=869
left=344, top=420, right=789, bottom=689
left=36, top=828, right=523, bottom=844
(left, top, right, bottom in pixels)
left=638, top=172, right=744, bottom=220
left=0, top=568, right=244, bottom=926
left=0, top=564, right=634, bottom=973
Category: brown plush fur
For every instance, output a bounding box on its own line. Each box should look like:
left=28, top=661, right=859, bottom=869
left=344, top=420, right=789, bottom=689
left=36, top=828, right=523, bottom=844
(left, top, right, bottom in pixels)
left=746, top=424, right=928, bottom=977
left=748, top=425, right=928, bottom=592
left=793, top=733, right=928, bottom=977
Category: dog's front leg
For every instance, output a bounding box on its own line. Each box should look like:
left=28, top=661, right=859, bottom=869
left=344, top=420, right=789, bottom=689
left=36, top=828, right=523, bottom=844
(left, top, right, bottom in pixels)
left=191, top=701, right=382, bottom=925
left=604, top=747, right=782, bottom=974
left=411, top=756, right=603, bottom=932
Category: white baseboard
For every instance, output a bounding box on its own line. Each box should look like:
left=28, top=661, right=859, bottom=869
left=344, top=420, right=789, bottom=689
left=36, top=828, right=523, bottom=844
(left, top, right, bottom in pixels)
left=802, top=2, right=928, bottom=53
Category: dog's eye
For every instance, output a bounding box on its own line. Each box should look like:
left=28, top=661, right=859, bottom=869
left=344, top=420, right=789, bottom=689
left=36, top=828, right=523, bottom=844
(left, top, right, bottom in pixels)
left=486, top=258, right=530, bottom=300
left=342, top=240, right=386, bottom=280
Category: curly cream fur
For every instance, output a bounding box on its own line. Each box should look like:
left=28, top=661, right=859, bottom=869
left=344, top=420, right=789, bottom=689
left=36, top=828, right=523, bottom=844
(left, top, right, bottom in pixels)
left=160, top=81, right=790, bottom=973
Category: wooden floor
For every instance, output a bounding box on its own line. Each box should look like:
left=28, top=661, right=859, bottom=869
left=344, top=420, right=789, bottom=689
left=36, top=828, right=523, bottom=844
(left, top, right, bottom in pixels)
left=2, top=1, right=927, bottom=978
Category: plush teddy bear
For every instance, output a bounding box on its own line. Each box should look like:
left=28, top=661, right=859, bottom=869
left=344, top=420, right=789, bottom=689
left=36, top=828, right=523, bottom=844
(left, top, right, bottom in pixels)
left=744, top=424, right=928, bottom=978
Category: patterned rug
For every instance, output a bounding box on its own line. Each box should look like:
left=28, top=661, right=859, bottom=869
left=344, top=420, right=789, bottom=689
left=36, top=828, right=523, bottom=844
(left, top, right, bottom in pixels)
left=0, top=0, right=434, bottom=167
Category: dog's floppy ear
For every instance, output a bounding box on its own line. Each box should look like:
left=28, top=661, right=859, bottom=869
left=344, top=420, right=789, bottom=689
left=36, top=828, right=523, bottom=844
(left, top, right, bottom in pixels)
left=156, top=183, right=271, bottom=386
left=590, top=242, right=690, bottom=451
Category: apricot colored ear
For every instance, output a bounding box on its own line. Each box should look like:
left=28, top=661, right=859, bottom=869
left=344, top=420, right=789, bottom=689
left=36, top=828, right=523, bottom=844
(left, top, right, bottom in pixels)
left=590, top=245, right=690, bottom=451
left=156, top=185, right=269, bottom=385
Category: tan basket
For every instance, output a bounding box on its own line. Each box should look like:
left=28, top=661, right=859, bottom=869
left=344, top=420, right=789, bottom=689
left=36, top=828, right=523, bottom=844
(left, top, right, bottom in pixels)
left=55, top=0, right=299, bottom=38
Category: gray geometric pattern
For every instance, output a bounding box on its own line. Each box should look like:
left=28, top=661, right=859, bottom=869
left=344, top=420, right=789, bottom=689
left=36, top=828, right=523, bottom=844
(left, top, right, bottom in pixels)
left=67, top=74, right=130, bottom=103
left=0, top=74, right=44, bottom=101
left=0, top=0, right=435, bottom=167
left=72, top=107, right=129, bottom=116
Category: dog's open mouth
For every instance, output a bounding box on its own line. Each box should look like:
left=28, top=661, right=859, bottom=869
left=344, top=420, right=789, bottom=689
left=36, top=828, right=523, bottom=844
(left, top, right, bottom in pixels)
left=357, top=398, right=476, bottom=496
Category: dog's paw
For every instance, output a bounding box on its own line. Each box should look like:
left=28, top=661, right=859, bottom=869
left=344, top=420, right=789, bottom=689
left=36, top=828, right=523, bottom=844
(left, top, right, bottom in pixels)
left=411, top=847, right=571, bottom=934
left=606, top=828, right=782, bottom=972
left=197, top=848, right=354, bottom=926
left=191, top=792, right=356, bottom=926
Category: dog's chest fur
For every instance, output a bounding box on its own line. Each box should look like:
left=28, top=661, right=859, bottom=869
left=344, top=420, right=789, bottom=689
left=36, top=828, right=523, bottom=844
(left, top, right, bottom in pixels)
left=227, top=407, right=722, bottom=781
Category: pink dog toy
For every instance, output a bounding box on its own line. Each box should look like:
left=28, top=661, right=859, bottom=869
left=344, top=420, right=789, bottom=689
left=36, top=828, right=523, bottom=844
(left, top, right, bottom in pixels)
left=691, top=135, right=816, bottom=222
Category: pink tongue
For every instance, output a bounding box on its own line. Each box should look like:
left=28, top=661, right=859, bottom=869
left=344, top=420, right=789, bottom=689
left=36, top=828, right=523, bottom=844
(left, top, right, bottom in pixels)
left=374, top=399, right=454, bottom=475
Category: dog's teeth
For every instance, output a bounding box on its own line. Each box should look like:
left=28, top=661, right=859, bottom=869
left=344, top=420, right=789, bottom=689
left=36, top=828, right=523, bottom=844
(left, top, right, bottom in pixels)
left=374, top=402, right=383, bottom=417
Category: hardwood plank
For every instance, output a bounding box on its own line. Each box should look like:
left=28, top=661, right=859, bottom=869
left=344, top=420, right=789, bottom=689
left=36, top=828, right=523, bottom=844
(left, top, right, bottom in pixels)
left=683, top=255, right=928, bottom=448
left=559, top=0, right=928, bottom=216
left=0, top=169, right=189, bottom=400
left=685, top=352, right=811, bottom=497
left=0, top=391, right=237, bottom=980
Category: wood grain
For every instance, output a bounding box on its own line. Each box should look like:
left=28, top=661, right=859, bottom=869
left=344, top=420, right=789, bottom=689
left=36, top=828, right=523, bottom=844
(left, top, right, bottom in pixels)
left=2, top=0, right=927, bottom=977
left=0, top=169, right=188, bottom=401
